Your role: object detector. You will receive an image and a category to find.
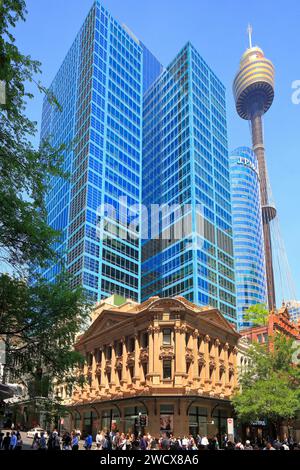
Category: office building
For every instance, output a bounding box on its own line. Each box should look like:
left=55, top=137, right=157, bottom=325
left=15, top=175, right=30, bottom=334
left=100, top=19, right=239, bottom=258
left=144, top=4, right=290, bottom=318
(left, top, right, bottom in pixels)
left=40, top=1, right=162, bottom=302
left=142, top=43, right=237, bottom=326
left=230, top=147, right=267, bottom=328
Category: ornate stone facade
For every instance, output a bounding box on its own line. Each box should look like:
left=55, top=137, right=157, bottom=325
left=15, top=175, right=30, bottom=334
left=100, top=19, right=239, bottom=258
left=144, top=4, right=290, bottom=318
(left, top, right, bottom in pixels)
left=66, top=296, right=240, bottom=437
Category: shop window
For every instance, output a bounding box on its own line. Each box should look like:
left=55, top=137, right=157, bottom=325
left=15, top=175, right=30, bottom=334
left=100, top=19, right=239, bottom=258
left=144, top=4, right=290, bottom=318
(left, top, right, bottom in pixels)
left=160, top=404, right=174, bottom=433
left=188, top=406, right=208, bottom=438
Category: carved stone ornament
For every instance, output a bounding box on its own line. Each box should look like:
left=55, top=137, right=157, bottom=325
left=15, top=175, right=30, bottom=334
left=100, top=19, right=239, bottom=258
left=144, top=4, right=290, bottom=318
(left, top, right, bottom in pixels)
left=198, top=352, right=206, bottom=366
left=159, top=346, right=175, bottom=360
left=185, top=348, right=194, bottom=362
left=126, top=352, right=135, bottom=365
left=139, top=347, right=149, bottom=362
left=115, top=357, right=123, bottom=370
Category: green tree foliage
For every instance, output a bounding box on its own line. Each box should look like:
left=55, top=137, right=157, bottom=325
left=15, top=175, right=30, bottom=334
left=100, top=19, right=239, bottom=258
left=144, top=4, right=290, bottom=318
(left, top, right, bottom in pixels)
left=243, top=303, right=269, bottom=326
left=0, top=0, right=90, bottom=400
left=0, top=273, right=88, bottom=389
left=233, top=334, right=300, bottom=435
left=0, top=0, right=64, bottom=270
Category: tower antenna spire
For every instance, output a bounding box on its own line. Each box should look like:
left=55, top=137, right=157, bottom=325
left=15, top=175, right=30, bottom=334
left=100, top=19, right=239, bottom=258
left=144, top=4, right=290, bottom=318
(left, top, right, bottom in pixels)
left=247, top=23, right=253, bottom=48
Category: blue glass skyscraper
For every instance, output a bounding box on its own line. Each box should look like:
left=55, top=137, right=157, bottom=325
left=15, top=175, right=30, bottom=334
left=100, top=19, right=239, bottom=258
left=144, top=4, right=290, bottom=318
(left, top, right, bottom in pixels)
left=230, top=147, right=267, bottom=328
left=142, top=43, right=237, bottom=326
left=41, top=1, right=162, bottom=302
left=41, top=3, right=237, bottom=326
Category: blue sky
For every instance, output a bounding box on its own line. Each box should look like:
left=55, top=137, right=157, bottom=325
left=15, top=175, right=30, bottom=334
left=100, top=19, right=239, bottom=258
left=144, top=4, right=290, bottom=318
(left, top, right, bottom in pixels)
left=14, top=0, right=300, bottom=300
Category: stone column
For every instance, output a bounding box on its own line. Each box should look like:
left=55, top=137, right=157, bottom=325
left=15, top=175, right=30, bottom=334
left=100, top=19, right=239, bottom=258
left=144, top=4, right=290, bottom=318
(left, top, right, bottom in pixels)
left=209, top=338, right=216, bottom=391
left=224, top=342, right=230, bottom=394
left=133, top=331, right=140, bottom=384
left=192, top=329, right=199, bottom=382
left=232, top=346, right=238, bottom=389
left=110, top=343, right=116, bottom=390
left=153, top=325, right=161, bottom=384
left=204, top=334, right=211, bottom=391
left=197, top=335, right=205, bottom=387
left=100, top=347, right=107, bottom=389
left=121, top=337, right=127, bottom=387
left=174, top=324, right=186, bottom=386
left=214, top=339, right=221, bottom=392
left=147, top=326, right=154, bottom=375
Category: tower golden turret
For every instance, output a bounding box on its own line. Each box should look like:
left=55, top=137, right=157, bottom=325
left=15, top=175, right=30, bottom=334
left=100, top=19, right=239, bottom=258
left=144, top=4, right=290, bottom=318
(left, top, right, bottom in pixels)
left=233, top=26, right=276, bottom=310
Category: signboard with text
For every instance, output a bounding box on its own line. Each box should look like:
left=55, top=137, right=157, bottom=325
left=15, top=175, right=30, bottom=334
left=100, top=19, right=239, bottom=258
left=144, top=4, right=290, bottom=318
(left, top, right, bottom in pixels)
left=227, top=418, right=234, bottom=441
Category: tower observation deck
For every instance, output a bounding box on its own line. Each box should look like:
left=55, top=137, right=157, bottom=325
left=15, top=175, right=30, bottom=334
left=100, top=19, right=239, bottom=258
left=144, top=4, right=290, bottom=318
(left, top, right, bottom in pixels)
left=233, top=26, right=276, bottom=310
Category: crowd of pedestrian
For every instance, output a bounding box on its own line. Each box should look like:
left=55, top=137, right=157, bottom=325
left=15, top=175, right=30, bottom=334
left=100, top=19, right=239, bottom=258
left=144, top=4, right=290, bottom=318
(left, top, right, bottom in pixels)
left=88, top=432, right=300, bottom=451
left=0, top=431, right=23, bottom=450
left=1, top=428, right=300, bottom=451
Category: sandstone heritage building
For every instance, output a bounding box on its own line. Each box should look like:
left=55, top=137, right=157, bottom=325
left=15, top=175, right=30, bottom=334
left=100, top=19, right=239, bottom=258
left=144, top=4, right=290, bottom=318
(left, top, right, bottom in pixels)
left=66, top=295, right=240, bottom=437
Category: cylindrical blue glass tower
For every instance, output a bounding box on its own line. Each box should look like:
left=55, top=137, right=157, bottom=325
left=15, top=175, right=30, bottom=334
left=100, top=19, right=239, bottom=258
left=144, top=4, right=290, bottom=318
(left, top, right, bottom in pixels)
left=230, top=147, right=267, bottom=329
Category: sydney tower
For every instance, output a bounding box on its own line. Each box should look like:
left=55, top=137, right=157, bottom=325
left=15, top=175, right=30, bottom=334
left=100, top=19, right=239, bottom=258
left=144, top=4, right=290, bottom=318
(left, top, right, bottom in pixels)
left=233, top=26, right=276, bottom=310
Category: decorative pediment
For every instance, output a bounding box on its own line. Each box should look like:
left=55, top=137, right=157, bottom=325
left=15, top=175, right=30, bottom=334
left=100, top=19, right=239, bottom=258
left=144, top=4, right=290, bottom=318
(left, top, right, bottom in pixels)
left=197, top=309, right=240, bottom=337
left=76, top=309, right=134, bottom=346
left=147, top=298, right=185, bottom=312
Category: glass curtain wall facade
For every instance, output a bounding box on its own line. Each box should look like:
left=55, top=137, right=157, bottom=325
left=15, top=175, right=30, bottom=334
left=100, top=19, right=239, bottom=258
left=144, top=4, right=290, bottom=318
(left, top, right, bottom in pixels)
left=230, top=147, right=267, bottom=328
left=142, top=43, right=237, bottom=325
left=286, top=300, right=300, bottom=323
left=40, top=1, right=161, bottom=302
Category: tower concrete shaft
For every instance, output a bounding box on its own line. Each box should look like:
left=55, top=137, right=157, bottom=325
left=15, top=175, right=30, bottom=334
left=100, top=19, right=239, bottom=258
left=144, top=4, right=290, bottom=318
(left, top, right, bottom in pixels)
left=251, top=112, right=276, bottom=310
